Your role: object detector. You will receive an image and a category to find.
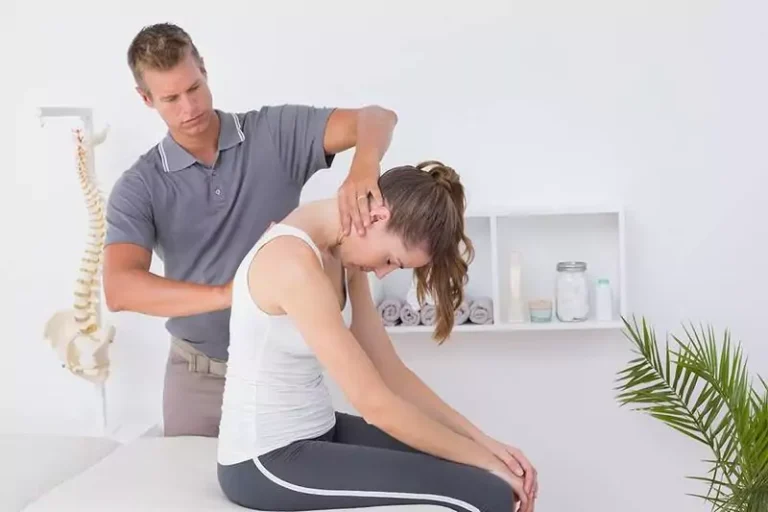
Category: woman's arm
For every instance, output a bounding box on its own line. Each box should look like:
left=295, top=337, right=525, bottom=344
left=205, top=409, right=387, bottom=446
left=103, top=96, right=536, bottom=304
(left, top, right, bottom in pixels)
left=249, top=238, right=509, bottom=477
left=346, top=269, right=539, bottom=500
left=347, top=269, right=486, bottom=441
left=346, top=270, right=408, bottom=384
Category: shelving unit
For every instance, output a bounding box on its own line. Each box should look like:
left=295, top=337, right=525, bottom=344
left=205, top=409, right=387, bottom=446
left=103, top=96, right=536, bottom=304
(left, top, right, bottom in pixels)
left=370, top=205, right=627, bottom=335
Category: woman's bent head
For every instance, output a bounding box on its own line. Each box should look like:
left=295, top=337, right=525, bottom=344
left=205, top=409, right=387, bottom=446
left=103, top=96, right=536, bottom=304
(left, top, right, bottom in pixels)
left=338, top=160, right=474, bottom=342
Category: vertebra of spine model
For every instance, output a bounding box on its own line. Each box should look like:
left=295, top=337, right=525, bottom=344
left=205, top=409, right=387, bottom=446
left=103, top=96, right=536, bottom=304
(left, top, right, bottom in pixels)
left=43, top=127, right=115, bottom=384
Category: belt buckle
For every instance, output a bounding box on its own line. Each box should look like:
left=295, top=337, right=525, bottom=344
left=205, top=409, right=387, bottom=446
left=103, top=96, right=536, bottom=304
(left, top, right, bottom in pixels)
left=188, top=354, right=211, bottom=374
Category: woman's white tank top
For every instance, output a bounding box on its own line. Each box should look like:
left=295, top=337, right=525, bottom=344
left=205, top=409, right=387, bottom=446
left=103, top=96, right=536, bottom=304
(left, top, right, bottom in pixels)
left=217, top=223, right=352, bottom=465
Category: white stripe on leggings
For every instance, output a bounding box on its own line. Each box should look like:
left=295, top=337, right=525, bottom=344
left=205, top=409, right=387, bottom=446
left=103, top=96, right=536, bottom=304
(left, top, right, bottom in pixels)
left=252, top=457, right=481, bottom=512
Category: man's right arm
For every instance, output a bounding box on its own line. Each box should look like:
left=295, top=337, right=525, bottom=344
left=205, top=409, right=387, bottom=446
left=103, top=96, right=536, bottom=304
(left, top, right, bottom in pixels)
left=103, top=243, right=230, bottom=317
left=103, top=170, right=230, bottom=317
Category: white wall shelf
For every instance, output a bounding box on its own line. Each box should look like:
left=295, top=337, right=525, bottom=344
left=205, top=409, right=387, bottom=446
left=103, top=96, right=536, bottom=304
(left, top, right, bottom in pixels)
left=384, top=320, right=624, bottom=334
left=370, top=205, right=627, bottom=335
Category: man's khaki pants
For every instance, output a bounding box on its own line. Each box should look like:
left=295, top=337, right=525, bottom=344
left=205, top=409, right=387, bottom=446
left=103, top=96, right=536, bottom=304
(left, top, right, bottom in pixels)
left=162, top=337, right=227, bottom=437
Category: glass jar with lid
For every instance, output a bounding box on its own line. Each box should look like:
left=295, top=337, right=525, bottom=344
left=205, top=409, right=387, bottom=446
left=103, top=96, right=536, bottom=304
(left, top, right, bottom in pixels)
left=555, top=261, right=589, bottom=322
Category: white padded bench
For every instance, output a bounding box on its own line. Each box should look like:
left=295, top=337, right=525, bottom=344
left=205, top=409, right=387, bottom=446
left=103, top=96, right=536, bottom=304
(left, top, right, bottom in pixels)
left=11, top=435, right=448, bottom=512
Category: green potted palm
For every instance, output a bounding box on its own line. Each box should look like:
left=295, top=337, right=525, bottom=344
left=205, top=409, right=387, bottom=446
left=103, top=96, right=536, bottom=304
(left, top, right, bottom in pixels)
left=614, top=316, right=768, bottom=512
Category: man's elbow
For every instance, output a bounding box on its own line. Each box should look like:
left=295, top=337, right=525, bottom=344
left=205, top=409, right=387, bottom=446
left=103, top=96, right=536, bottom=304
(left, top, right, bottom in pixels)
left=362, top=105, right=398, bottom=126
left=104, top=290, right=124, bottom=313
left=103, top=274, right=127, bottom=312
left=377, top=105, right=398, bottom=125
left=382, top=106, right=398, bottom=125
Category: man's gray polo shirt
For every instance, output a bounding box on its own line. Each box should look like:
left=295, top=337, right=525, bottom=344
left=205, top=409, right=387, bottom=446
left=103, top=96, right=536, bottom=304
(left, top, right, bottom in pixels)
left=105, top=104, right=336, bottom=360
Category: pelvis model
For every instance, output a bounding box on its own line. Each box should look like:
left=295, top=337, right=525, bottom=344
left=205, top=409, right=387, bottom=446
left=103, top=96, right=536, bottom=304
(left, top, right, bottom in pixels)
left=43, top=127, right=115, bottom=384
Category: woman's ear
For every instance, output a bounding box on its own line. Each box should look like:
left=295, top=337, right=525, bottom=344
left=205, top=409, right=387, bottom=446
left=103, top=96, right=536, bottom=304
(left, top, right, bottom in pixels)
left=369, top=204, right=391, bottom=223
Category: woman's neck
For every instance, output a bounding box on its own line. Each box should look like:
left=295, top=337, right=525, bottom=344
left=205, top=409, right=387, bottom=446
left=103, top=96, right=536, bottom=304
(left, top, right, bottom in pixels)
left=282, top=198, right=345, bottom=255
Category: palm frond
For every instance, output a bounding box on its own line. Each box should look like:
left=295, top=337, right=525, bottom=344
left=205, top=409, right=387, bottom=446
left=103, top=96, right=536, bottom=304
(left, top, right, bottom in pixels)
left=615, top=315, right=767, bottom=512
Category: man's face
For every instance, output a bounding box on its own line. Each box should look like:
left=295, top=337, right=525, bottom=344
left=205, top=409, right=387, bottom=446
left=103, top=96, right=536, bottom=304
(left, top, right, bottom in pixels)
left=137, top=51, right=215, bottom=138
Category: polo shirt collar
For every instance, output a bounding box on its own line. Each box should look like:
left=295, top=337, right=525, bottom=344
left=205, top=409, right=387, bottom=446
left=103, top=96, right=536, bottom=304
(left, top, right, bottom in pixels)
left=157, top=109, right=246, bottom=173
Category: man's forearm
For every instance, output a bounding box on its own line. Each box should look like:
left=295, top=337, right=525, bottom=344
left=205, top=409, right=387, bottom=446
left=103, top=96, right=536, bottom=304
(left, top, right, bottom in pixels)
left=389, top=365, right=487, bottom=442
left=352, top=106, right=398, bottom=164
left=105, top=269, right=230, bottom=318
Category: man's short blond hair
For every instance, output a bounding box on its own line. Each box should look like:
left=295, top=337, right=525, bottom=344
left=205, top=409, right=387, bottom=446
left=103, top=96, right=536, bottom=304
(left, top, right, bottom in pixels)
left=127, top=23, right=204, bottom=93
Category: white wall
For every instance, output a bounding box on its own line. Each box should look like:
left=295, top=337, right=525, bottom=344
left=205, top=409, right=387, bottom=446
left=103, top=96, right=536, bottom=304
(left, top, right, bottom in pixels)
left=7, top=1, right=767, bottom=511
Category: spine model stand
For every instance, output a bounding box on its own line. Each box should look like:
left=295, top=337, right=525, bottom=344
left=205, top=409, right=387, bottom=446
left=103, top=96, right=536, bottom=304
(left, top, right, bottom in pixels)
left=43, top=126, right=115, bottom=384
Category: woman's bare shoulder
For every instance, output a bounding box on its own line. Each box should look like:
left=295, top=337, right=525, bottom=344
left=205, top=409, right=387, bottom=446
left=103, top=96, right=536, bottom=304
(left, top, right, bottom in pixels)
left=246, top=235, right=326, bottom=314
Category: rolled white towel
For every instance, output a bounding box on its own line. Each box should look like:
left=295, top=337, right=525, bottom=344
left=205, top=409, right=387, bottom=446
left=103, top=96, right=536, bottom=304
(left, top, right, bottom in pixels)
left=454, top=299, right=470, bottom=325
left=417, top=300, right=471, bottom=326
left=469, top=297, right=494, bottom=324
left=419, top=304, right=437, bottom=326
left=377, top=298, right=402, bottom=326
left=399, top=302, right=420, bottom=326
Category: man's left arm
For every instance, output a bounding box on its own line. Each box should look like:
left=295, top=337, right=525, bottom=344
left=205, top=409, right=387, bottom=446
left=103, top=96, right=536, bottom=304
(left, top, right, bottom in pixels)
left=323, top=105, right=399, bottom=236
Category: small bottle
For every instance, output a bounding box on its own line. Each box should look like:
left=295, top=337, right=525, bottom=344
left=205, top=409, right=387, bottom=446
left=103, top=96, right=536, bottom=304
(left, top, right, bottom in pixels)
left=595, top=278, right=613, bottom=321
left=508, top=251, right=525, bottom=322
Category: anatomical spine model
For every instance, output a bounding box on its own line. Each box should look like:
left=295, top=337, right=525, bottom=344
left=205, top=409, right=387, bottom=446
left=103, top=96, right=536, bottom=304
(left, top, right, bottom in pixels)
left=43, top=127, right=115, bottom=384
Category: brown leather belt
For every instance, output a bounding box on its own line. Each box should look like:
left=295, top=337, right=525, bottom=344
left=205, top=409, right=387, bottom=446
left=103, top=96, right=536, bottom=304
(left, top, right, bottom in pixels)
left=170, top=336, right=227, bottom=377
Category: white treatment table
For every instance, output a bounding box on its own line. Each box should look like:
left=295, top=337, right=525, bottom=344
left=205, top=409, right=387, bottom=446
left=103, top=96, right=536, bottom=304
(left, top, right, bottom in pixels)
left=3, top=432, right=449, bottom=512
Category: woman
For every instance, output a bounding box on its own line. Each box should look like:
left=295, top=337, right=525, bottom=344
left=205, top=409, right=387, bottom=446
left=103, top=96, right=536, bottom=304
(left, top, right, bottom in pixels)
left=217, top=161, right=538, bottom=512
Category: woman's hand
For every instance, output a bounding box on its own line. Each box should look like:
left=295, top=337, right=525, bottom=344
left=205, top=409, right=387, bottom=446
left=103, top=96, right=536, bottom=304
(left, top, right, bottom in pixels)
left=477, top=434, right=538, bottom=502
left=488, top=465, right=534, bottom=512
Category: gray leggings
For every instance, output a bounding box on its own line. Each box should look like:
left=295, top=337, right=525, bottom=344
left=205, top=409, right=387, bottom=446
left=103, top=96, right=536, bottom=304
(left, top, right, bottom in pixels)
left=217, top=412, right=515, bottom=512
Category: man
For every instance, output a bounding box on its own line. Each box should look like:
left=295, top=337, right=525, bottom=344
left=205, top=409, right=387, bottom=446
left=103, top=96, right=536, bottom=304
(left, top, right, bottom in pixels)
left=103, top=22, right=398, bottom=438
